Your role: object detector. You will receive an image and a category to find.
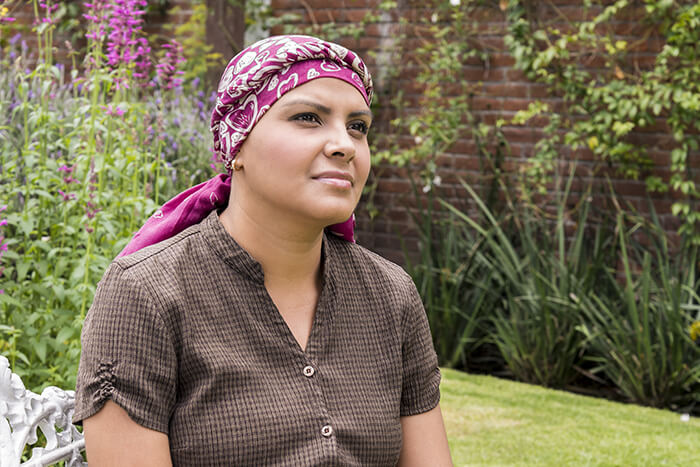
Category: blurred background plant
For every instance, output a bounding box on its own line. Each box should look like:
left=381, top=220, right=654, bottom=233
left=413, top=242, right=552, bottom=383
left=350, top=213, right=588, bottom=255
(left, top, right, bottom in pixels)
left=380, top=0, right=700, bottom=414
left=0, top=0, right=215, bottom=391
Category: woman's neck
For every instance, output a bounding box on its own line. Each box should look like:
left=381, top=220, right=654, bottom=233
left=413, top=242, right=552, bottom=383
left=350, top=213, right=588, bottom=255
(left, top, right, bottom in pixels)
left=218, top=202, right=323, bottom=285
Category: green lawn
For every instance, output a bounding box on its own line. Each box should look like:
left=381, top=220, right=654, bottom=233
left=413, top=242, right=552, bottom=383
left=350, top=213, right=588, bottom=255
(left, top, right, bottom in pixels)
left=440, top=368, right=699, bottom=466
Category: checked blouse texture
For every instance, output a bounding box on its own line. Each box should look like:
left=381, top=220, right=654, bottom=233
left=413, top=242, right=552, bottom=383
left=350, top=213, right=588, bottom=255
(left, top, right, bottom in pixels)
left=74, top=212, right=441, bottom=466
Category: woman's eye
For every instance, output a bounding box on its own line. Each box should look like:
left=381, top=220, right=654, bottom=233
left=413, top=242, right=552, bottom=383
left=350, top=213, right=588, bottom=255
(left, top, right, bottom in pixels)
left=348, top=121, right=369, bottom=135
left=293, top=113, right=321, bottom=124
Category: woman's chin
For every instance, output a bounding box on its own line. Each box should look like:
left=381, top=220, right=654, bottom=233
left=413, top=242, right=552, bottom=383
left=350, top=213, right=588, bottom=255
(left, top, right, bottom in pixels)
left=309, top=206, right=356, bottom=228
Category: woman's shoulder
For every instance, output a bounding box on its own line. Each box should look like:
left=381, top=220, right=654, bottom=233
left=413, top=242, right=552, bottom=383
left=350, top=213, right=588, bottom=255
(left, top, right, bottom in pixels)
left=325, top=234, right=415, bottom=293
left=94, top=221, right=212, bottom=306
left=115, top=222, right=205, bottom=270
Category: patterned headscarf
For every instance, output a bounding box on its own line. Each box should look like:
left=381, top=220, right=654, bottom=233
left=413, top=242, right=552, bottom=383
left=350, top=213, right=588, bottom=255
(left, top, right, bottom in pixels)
left=118, top=35, right=373, bottom=258
left=211, top=35, right=373, bottom=171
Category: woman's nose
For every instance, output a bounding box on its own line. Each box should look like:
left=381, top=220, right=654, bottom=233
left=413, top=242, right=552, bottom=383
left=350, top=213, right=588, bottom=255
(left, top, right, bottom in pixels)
left=323, top=124, right=356, bottom=162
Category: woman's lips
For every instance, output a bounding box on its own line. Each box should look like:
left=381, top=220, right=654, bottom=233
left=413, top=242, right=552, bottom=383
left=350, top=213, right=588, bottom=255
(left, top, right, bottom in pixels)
left=313, top=171, right=354, bottom=189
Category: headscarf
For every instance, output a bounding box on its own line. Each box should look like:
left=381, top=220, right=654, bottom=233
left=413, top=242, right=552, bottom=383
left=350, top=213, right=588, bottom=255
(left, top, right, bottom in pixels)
left=118, top=35, right=373, bottom=258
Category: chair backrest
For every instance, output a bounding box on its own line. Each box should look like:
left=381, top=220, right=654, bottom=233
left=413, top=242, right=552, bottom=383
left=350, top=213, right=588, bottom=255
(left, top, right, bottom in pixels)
left=0, top=355, right=86, bottom=467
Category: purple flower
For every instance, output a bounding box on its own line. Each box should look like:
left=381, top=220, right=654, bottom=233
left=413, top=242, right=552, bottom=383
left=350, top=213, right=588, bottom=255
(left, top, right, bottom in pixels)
left=58, top=190, right=76, bottom=201
left=36, top=1, right=59, bottom=25
left=105, top=0, right=147, bottom=67
left=101, top=104, right=125, bottom=116
left=132, top=37, right=153, bottom=84
left=58, top=164, right=74, bottom=173
left=84, top=0, right=111, bottom=42
left=156, top=39, right=185, bottom=90
left=85, top=200, right=101, bottom=220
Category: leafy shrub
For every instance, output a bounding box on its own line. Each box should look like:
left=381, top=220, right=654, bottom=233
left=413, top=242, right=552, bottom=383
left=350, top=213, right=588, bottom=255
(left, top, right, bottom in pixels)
left=0, top=3, right=215, bottom=392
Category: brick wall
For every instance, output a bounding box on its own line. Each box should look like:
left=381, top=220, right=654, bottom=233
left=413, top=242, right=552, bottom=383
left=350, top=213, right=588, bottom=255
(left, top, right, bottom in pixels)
left=270, top=0, right=689, bottom=264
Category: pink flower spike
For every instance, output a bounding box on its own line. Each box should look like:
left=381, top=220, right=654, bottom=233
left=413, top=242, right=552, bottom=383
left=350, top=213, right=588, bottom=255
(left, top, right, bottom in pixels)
left=58, top=190, right=76, bottom=201
left=0, top=220, right=7, bottom=227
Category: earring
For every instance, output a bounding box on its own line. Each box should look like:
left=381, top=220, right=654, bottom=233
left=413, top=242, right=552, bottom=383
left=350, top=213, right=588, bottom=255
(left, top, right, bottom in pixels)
left=232, top=158, right=244, bottom=171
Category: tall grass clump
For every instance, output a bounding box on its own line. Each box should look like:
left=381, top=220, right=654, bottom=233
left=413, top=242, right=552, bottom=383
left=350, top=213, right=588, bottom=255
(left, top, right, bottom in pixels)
left=403, top=179, right=496, bottom=369
left=407, top=166, right=700, bottom=410
left=440, top=170, right=610, bottom=388
left=0, top=0, right=216, bottom=391
left=578, top=206, right=700, bottom=412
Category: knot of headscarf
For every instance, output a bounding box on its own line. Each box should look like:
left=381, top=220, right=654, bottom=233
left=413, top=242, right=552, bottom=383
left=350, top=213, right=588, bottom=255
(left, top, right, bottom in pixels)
left=211, top=34, right=373, bottom=171
left=117, top=35, right=373, bottom=258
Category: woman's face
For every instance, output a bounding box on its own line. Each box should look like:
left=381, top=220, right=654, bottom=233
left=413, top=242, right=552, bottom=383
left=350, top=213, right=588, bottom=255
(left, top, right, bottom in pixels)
left=234, top=77, right=372, bottom=231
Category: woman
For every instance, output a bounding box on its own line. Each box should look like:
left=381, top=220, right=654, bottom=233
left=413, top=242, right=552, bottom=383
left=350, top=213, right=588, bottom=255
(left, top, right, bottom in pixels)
left=74, top=35, right=452, bottom=466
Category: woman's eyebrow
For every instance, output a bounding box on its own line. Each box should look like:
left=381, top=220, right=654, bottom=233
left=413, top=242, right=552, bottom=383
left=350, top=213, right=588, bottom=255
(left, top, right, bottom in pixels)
left=281, top=99, right=331, bottom=114
left=282, top=99, right=373, bottom=120
left=349, top=110, right=373, bottom=121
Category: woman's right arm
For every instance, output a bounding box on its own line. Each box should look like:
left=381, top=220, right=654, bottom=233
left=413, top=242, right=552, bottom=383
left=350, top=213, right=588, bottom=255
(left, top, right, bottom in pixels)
left=75, top=263, right=178, bottom=465
left=84, top=400, right=172, bottom=466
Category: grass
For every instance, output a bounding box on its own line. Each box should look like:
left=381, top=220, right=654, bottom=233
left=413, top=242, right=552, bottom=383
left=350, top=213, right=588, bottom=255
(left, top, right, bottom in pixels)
left=440, top=368, right=700, bottom=466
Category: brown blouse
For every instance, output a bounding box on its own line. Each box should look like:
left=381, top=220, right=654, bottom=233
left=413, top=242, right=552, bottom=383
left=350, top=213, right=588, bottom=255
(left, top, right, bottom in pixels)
left=74, top=211, right=440, bottom=466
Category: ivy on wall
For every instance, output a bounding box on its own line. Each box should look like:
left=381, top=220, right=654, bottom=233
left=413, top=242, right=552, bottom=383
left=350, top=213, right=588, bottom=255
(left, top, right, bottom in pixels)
left=504, top=0, right=700, bottom=242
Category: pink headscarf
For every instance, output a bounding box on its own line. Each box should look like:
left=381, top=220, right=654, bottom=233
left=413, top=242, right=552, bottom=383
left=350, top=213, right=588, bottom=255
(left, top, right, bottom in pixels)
left=118, top=35, right=373, bottom=258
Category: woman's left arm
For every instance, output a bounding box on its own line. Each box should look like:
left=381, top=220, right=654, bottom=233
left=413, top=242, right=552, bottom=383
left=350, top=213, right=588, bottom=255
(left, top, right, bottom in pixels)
left=398, top=404, right=452, bottom=466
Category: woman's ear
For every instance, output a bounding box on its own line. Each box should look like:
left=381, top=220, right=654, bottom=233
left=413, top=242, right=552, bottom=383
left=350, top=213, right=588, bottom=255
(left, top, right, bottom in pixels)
left=231, top=147, right=247, bottom=172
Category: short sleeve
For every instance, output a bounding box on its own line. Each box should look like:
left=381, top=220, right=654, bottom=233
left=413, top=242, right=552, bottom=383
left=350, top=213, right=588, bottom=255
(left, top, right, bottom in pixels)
left=400, top=277, right=441, bottom=417
left=73, top=262, right=177, bottom=434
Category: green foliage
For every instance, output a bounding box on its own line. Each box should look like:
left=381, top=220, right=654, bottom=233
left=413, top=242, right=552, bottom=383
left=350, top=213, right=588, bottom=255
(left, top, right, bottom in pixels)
left=578, top=208, right=700, bottom=411
left=0, top=21, right=213, bottom=391
left=504, top=0, right=700, bottom=243
left=374, top=0, right=491, bottom=186
left=441, top=171, right=606, bottom=388
left=166, top=1, right=225, bottom=85
left=403, top=181, right=494, bottom=369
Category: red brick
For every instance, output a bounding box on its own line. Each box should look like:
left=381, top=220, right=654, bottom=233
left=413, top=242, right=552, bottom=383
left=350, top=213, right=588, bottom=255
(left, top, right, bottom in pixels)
left=377, top=179, right=411, bottom=194
left=490, top=53, right=516, bottom=67
left=470, top=96, right=503, bottom=111
left=344, top=8, right=370, bottom=23
left=454, top=155, right=481, bottom=171
left=529, top=85, right=550, bottom=99
left=501, top=127, right=541, bottom=144
left=502, top=99, right=533, bottom=112
left=484, top=83, right=528, bottom=98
